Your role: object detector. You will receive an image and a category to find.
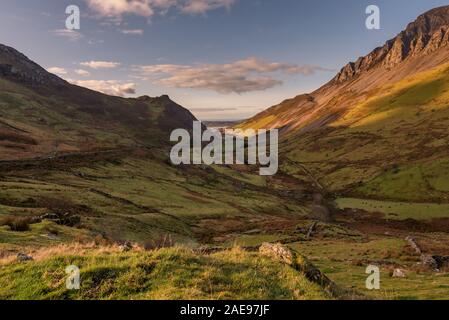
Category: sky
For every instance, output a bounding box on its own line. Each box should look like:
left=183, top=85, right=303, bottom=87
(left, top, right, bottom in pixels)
left=1, top=0, right=449, bottom=120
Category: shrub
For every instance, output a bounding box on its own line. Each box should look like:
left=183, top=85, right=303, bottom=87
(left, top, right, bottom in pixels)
left=144, top=234, right=175, bottom=251
left=0, top=216, right=32, bottom=232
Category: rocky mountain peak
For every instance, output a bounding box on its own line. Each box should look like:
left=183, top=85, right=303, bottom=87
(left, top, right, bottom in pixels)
left=0, top=44, right=65, bottom=86
left=333, top=5, right=449, bottom=83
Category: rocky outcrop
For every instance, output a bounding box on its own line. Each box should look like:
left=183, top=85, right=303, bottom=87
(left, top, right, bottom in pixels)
left=333, top=6, right=449, bottom=83
left=16, top=253, right=33, bottom=262
left=406, top=236, right=449, bottom=271
left=259, top=243, right=364, bottom=299
left=0, top=44, right=65, bottom=86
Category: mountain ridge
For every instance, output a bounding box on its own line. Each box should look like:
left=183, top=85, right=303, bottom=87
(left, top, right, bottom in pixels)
left=333, top=5, right=449, bottom=83
left=0, top=43, right=199, bottom=160
left=235, top=5, right=449, bottom=200
left=237, top=5, right=449, bottom=133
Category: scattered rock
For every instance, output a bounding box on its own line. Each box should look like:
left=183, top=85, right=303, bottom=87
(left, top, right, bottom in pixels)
left=405, top=236, right=449, bottom=271
left=259, top=243, right=295, bottom=265
left=16, top=253, right=33, bottom=262
left=392, top=269, right=407, bottom=278
left=333, top=7, right=449, bottom=84
left=259, top=243, right=363, bottom=299
left=39, top=212, right=81, bottom=227
left=306, top=222, right=318, bottom=240
left=243, top=229, right=262, bottom=235
left=433, top=255, right=449, bottom=269
left=420, top=254, right=449, bottom=271
left=119, top=241, right=133, bottom=252
left=42, top=233, right=58, bottom=240
left=405, top=236, right=422, bottom=255
left=421, top=254, right=439, bottom=270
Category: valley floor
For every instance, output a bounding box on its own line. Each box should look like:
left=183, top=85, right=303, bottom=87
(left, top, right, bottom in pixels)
left=0, top=148, right=448, bottom=300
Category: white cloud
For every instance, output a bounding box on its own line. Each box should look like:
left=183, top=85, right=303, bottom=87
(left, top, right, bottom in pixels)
left=86, top=0, right=155, bottom=18
left=121, top=29, right=144, bottom=35
left=47, top=67, right=68, bottom=76
left=182, top=0, right=235, bottom=14
left=133, top=57, right=328, bottom=94
left=69, top=79, right=137, bottom=97
left=52, top=29, right=83, bottom=41
left=75, top=69, right=91, bottom=76
left=80, top=61, right=122, bottom=69
left=85, top=0, right=236, bottom=18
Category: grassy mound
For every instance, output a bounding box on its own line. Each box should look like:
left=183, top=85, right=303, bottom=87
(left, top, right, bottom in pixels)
left=0, top=246, right=331, bottom=300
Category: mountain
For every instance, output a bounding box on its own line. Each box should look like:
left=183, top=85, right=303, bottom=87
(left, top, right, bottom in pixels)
left=2, top=8, right=449, bottom=301
left=0, top=43, right=198, bottom=160
left=334, top=5, right=449, bottom=83
left=237, top=6, right=449, bottom=202
left=0, top=43, right=314, bottom=248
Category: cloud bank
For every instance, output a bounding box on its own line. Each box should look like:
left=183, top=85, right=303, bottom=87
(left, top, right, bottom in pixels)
left=80, top=61, right=122, bottom=69
left=52, top=29, right=83, bottom=41
left=69, top=79, right=136, bottom=97
left=85, top=0, right=236, bottom=18
left=47, top=67, right=68, bottom=76
left=121, top=29, right=144, bottom=35
left=75, top=69, right=91, bottom=76
left=133, top=57, right=329, bottom=94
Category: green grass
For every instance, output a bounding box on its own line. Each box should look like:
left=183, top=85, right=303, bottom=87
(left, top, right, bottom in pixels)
left=336, top=198, right=449, bottom=220
left=351, top=157, right=449, bottom=202
left=0, top=154, right=310, bottom=247
left=281, top=63, right=449, bottom=202
left=0, top=221, right=90, bottom=249
left=228, top=234, right=288, bottom=247
left=0, top=247, right=330, bottom=300
left=289, top=239, right=449, bottom=300
left=211, top=165, right=267, bottom=187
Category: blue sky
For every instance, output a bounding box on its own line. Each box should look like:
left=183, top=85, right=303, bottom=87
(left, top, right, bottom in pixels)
left=1, top=0, right=448, bottom=120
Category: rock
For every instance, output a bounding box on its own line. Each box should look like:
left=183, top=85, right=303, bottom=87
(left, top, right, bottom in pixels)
left=421, top=254, right=439, bottom=270
left=392, top=269, right=407, bottom=278
left=258, top=243, right=359, bottom=298
left=119, top=241, right=133, bottom=252
left=421, top=254, right=449, bottom=270
left=242, top=229, right=262, bottom=235
left=39, top=213, right=81, bottom=227
left=17, top=253, right=33, bottom=262
left=259, top=243, right=295, bottom=266
left=43, top=233, right=58, bottom=240
left=306, top=222, right=318, bottom=239
left=405, top=236, right=422, bottom=255
left=433, top=255, right=449, bottom=269
left=333, top=6, right=449, bottom=83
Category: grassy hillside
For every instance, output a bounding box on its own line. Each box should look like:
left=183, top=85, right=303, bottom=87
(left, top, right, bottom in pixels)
left=0, top=42, right=319, bottom=252
left=0, top=147, right=316, bottom=250
left=0, top=246, right=330, bottom=300
left=0, top=76, right=196, bottom=161
left=282, top=62, right=449, bottom=203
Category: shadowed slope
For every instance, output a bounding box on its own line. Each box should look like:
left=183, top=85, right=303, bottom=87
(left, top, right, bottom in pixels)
left=0, top=44, right=198, bottom=160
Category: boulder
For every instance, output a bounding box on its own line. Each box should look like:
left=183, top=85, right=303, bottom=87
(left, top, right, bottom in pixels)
left=119, top=241, right=133, bottom=252
left=421, top=254, right=440, bottom=270
left=392, top=269, right=407, bottom=278
left=17, top=253, right=33, bottom=262
left=259, top=243, right=295, bottom=266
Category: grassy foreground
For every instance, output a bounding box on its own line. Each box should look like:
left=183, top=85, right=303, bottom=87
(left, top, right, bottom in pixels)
left=0, top=245, right=330, bottom=300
